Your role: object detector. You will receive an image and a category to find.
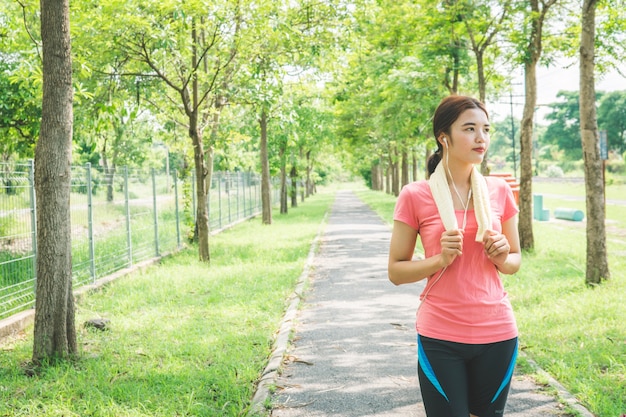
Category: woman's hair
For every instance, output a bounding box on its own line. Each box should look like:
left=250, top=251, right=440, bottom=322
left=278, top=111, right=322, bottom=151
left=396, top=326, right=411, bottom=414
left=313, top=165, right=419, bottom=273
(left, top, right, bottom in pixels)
left=426, top=95, right=489, bottom=177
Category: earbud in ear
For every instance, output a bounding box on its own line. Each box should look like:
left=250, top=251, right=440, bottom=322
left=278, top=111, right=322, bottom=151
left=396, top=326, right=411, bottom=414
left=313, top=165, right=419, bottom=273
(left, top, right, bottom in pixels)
left=442, top=137, right=448, bottom=147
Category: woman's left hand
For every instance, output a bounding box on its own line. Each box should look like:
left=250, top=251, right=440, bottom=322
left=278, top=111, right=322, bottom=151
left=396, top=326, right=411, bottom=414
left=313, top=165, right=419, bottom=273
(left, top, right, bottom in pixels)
left=482, top=230, right=510, bottom=267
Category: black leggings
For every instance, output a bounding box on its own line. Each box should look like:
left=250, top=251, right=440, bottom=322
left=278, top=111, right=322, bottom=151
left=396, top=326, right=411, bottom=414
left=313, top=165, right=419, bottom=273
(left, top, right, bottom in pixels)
left=417, top=335, right=518, bottom=417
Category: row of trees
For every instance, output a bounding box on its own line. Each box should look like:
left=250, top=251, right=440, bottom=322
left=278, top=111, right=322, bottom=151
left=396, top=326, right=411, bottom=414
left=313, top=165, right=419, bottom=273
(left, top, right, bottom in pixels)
left=2, top=0, right=625, bottom=361
left=329, top=0, right=624, bottom=289
left=2, top=0, right=351, bottom=362
left=486, top=89, right=626, bottom=177
left=1, top=0, right=351, bottom=262
left=543, top=90, right=626, bottom=162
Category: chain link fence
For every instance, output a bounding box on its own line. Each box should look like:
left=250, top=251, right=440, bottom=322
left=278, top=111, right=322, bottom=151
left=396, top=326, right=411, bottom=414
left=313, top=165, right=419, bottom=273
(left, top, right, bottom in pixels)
left=0, top=161, right=274, bottom=320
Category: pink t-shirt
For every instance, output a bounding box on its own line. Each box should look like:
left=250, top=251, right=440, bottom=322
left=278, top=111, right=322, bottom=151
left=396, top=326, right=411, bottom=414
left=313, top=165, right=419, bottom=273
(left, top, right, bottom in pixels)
left=393, top=176, right=519, bottom=344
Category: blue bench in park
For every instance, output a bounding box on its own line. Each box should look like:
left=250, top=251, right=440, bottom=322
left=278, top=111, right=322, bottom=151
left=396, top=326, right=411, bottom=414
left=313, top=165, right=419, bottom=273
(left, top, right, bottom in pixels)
left=533, top=194, right=550, bottom=221
left=553, top=207, right=585, bottom=221
left=533, top=194, right=585, bottom=222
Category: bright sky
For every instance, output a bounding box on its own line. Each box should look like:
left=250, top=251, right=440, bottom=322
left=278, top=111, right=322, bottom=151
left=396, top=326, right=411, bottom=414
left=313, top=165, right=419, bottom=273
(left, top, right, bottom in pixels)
left=487, top=63, right=626, bottom=123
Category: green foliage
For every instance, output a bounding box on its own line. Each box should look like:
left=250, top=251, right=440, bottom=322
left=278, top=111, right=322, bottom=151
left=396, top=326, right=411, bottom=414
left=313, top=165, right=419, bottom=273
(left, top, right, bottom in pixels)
left=542, top=91, right=584, bottom=161
left=597, top=90, right=626, bottom=154
left=538, top=89, right=626, bottom=171
left=1, top=0, right=626, bottom=207
left=0, top=62, right=40, bottom=159
left=331, top=0, right=449, bottom=180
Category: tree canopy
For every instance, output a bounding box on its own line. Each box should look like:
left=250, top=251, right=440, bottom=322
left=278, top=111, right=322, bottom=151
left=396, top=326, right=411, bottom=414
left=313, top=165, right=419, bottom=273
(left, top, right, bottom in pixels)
left=2, top=0, right=626, bottom=279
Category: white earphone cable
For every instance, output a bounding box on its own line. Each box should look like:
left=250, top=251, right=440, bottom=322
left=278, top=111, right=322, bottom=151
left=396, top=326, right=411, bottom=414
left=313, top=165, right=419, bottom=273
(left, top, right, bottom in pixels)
left=419, top=139, right=471, bottom=313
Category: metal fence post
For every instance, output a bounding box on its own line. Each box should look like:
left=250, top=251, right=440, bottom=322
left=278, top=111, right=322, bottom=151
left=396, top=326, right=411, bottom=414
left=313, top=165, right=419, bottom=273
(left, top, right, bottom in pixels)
left=236, top=171, right=241, bottom=220
left=255, top=174, right=259, bottom=213
left=246, top=171, right=254, bottom=216
left=124, top=166, right=132, bottom=267
left=28, top=159, right=37, bottom=295
left=192, top=170, right=197, bottom=223
left=241, top=172, right=244, bottom=218
left=227, top=172, right=232, bottom=225
left=152, top=168, right=159, bottom=257
left=174, top=170, right=181, bottom=247
left=207, top=172, right=211, bottom=229
left=86, top=163, right=96, bottom=282
left=217, top=173, right=222, bottom=229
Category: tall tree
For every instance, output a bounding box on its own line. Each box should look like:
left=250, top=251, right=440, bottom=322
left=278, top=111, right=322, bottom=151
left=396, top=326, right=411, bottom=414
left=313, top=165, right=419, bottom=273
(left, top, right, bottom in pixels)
left=33, top=0, right=77, bottom=363
left=236, top=0, right=346, bottom=223
left=420, top=0, right=472, bottom=94
left=334, top=0, right=445, bottom=192
left=100, top=0, right=241, bottom=261
left=516, top=0, right=558, bottom=251
left=458, top=0, right=512, bottom=173
left=580, top=0, right=609, bottom=285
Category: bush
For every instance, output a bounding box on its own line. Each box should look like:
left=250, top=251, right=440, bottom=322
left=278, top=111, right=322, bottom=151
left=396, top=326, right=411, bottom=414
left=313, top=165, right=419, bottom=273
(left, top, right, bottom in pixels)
left=544, top=165, right=565, bottom=178
left=606, top=158, right=625, bottom=174
left=559, top=159, right=584, bottom=173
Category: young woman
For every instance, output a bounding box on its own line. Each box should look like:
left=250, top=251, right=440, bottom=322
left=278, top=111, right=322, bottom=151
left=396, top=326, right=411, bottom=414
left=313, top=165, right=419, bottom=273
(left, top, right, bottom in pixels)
left=388, top=95, right=521, bottom=417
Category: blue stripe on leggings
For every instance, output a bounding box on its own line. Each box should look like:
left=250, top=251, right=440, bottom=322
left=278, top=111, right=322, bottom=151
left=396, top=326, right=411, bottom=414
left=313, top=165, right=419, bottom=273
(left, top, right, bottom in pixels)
left=417, top=335, right=449, bottom=402
left=491, top=339, right=518, bottom=403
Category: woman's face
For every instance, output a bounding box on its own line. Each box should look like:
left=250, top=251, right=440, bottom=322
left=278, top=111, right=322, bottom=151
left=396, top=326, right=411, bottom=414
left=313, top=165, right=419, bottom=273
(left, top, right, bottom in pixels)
left=445, top=108, right=490, bottom=166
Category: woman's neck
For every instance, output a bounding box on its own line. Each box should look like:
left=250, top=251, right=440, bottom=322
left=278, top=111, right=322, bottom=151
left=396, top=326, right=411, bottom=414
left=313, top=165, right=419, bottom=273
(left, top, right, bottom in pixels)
left=444, top=162, right=473, bottom=188
left=444, top=161, right=473, bottom=210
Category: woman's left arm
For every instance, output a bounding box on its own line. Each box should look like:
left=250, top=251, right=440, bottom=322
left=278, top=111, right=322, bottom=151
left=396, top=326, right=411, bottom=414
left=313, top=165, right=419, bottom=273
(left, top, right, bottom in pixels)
left=482, top=215, right=521, bottom=275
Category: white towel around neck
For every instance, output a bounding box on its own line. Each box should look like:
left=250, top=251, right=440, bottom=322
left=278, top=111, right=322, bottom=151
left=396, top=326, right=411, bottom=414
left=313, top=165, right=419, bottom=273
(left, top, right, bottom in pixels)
left=428, top=162, right=492, bottom=242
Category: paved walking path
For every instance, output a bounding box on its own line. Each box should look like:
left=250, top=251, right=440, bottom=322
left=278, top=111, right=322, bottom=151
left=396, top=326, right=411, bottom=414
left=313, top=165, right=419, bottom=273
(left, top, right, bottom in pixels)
left=255, top=190, right=593, bottom=417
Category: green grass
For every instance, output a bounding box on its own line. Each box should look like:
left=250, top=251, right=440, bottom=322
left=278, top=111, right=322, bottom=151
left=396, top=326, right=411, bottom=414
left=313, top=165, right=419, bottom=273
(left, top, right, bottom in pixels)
left=508, top=221, right=626, bottom=416
left=0, top=189, right=334, bottom=417
left=356, top=182, right=626, bottom=417
left=534, top=180, right=626, bottom=203
left=1, top=180, right=623, bottom=417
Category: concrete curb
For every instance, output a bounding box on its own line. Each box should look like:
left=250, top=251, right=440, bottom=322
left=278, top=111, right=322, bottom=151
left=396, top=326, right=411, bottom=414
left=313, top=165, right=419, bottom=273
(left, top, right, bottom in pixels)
left=247, top=213, right=327, bottom=416
left=522, top=353, right=595, bottom=417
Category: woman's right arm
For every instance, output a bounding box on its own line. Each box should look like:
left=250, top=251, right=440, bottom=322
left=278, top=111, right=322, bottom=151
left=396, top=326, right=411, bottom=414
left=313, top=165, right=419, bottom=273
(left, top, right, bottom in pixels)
left=388, top=221, right=462, bottom=286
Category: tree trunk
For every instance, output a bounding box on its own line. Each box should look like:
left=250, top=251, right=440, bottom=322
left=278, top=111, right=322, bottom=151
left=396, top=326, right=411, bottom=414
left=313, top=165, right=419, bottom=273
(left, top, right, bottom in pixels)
left=370, top=162, right=378, bottom=190
left=518, top=0, right=556, bottom=251
left=260, top=109, right=272, bottom=224
left=401, top=148, right=409, bottom=188
left=188, top=20, right=210, bottom=262
left=391, top=147, right=399, bottom=196
left=518, top=62, right=537, bottom=251
left=279, top=148, right=287, bottom=214
left=478, top=51, right=490, bottom=175
left=102, top=153, right=116, bottom=203
left=580, top=0, right=609, bottom=285
left=290, top=165, right=298, bottom=208
left=190, top=121, right=210, bottom=262
left=33, top=0, right=77, bottom=363
left=305, top=150, right=313, bottom=197
left=384, top=165, right=393, bottom=194
left=206, top=98, right=225, bottom=220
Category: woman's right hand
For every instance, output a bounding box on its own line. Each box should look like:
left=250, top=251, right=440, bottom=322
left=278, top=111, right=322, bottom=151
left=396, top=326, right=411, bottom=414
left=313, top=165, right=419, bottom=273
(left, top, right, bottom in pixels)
left=440, top=229, right=464, bottom=267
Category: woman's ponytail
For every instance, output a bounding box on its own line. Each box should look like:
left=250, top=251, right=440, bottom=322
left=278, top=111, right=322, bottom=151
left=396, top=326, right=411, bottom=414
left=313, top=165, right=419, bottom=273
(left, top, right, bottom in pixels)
left=427, top=151, right=441, bottom=178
